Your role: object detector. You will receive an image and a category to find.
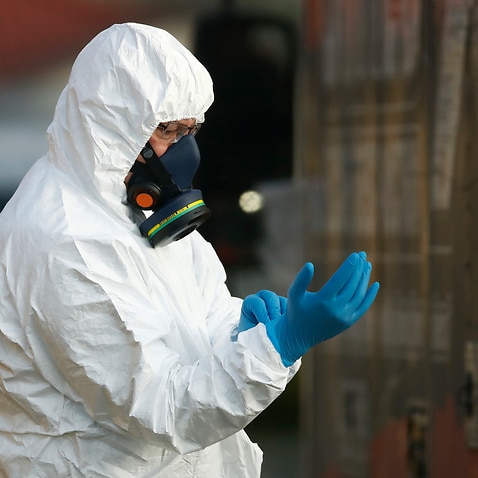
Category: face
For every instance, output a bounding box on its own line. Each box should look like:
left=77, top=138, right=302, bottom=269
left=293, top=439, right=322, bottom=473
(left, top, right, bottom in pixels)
left=124, top=118, right=197, bottom=186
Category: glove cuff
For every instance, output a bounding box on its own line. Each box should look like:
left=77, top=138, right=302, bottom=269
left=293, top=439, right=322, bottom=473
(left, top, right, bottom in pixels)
left=265, top=320, right=295, bottom=367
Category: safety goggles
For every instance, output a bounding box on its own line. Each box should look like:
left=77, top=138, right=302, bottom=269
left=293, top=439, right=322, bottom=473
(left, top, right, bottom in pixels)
left=156, top=121, right=202, bottom=143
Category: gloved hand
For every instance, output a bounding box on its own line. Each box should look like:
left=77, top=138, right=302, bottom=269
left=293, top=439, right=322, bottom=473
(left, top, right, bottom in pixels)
left=237, top=290, right=287, bottom=335
left=266, top=252, right=380, bottom=366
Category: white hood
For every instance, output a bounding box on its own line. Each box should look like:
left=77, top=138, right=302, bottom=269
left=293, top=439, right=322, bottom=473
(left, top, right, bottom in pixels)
left=0, top=23, right=298, bottom=478
left=47, top=22, right=213, bottom=216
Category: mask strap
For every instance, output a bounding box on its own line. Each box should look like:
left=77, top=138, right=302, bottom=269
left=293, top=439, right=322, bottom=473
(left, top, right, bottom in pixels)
left=140, top=142, right=177, bottom=190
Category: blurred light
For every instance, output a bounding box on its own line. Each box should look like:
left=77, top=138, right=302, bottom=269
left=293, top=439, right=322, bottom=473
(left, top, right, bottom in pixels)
left=239, top=190, right=263, bottom=213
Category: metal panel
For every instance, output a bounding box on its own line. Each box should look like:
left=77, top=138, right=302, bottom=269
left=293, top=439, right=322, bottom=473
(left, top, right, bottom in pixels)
left=293, top=0, right=478, bottom=476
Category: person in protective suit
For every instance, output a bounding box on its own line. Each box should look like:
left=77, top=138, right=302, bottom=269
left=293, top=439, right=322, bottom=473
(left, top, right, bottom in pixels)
left=0, top=23, right=380, bottom=477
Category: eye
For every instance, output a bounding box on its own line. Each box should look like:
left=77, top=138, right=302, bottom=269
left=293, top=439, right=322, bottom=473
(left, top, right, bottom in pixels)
left=155, top=122, right=192, bottom=143
left=165, top=124, right=181, bottom=133
left=156, top=124, right=177, bottom=139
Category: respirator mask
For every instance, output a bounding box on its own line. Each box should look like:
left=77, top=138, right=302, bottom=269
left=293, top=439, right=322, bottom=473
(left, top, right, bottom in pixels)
left=126, top=135, right=211, bottom=247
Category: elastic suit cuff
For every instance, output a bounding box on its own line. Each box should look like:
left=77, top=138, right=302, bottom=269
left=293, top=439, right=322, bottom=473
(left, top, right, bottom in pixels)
left=236, top=323, right=292, bottom=371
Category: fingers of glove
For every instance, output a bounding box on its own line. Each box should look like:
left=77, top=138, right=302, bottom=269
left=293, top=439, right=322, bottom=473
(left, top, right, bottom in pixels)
left=241, top=295, right=268, bottom=327
left=288, top=262, right=314, bottom=302
left=279, top=295, right=287, bottom=315
left=319, top=252, right=360, bottom=297
left=336, top=256, right=368, bottom=303
left=344, top=260, right=372, bottom=310
left=351, top=281, right=380, bottom=321
left=256, top=290, right=283, bottom=322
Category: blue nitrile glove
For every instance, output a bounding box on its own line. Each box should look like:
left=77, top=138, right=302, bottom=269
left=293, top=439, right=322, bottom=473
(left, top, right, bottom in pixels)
left=266, top=252, right=380, bottom=366
left=238, top=290, right=287, bottom=334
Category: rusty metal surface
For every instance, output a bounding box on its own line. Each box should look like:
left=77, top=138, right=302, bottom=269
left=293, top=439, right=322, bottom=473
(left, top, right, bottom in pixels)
left=289, top=0, right=478, bottom=476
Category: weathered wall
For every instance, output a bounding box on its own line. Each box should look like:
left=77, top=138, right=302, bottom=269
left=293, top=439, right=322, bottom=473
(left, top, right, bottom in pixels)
left=293, top=1, right=478, bottom=476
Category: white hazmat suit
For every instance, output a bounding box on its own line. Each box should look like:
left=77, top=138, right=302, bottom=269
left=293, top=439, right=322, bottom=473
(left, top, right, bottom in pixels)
left=0, top=23, right=299, bottom=477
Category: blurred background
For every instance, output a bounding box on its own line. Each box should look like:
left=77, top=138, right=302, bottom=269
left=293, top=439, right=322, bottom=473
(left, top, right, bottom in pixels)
left=1, top=0, right=478, bottom=477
